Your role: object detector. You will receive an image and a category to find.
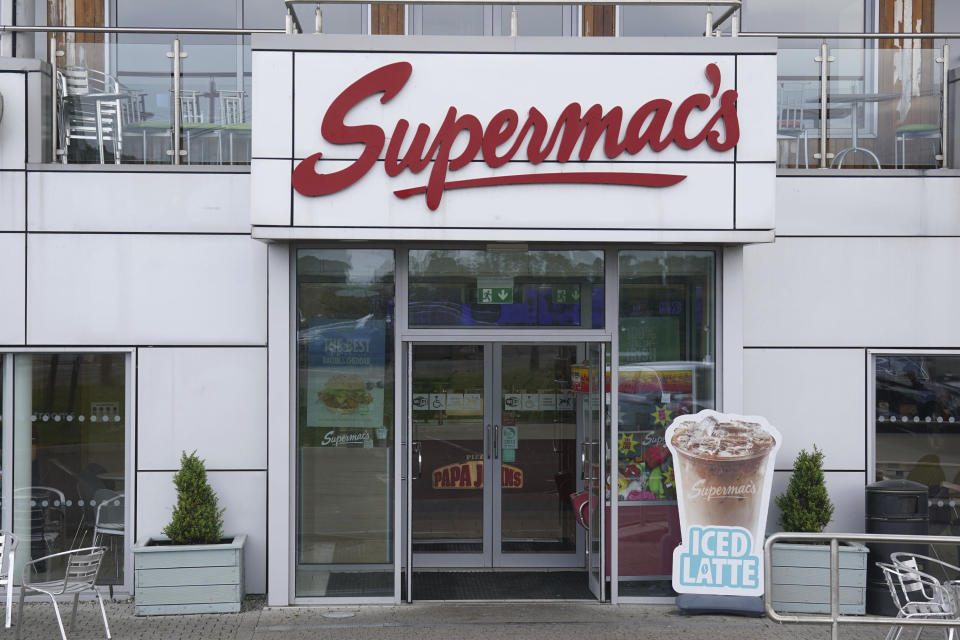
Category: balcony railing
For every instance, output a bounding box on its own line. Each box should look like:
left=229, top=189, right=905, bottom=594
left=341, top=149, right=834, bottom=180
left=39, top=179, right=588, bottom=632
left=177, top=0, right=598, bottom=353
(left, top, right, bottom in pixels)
left=2, top=5, right=958, bottom=171
left=739, top=33, right=958, bottom=171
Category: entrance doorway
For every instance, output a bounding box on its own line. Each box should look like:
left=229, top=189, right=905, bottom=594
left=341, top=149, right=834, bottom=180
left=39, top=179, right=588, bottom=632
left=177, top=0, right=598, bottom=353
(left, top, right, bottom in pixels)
left=406, top=342, right=606, bottom=600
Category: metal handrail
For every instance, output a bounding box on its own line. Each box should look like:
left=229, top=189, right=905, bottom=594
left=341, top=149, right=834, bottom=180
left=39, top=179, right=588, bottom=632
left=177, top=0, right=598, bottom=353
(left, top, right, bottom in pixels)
left=739, top=31, right=960, bottom=39
left=283, top=0, right=742, bottom=36
left=764, top=532, right=960, bottom=640
left=0, top=26, right=283, bottom=34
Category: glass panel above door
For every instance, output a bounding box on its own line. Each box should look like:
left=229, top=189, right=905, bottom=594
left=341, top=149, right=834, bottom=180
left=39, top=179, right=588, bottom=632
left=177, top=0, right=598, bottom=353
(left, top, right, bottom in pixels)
left=408, top=249, right=604, bottom=329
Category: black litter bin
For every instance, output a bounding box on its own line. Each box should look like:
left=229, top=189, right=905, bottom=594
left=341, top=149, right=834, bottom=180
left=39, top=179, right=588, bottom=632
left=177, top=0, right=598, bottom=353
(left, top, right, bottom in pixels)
left=865, top=479, right=929, bottom=615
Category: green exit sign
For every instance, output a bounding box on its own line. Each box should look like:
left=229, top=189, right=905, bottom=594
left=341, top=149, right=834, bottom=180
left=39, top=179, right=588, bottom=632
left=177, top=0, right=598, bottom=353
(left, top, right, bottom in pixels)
left=477, top=287, right=514, bottom=304
left=553, top=287, right=581, bottom=303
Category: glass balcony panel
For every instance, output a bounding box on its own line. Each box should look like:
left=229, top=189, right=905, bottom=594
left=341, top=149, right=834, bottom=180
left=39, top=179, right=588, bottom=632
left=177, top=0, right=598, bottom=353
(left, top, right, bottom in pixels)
left=778, top=43, right=947, bottom=170
left=179, top=37, right=250, bottom=165
left=55, top=37, right=173, bottom=164
left=826, top=45, right=944, bottom=170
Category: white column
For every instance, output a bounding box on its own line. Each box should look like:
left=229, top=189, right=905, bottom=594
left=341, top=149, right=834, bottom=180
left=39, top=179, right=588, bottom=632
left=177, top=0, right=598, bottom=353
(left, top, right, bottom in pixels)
left=266, top=243, right=291, bottom=606
left=721, top=246, right=744, bottom=414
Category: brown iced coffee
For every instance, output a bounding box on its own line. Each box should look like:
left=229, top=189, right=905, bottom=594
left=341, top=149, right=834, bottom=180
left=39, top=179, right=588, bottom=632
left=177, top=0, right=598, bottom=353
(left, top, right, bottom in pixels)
left=671, top=416, right=776, bottom=545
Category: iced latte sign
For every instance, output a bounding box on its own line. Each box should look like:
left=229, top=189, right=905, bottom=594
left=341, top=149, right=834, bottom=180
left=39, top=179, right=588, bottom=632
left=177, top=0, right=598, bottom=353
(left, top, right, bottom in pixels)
left=666, top=410, right=781, bottom=596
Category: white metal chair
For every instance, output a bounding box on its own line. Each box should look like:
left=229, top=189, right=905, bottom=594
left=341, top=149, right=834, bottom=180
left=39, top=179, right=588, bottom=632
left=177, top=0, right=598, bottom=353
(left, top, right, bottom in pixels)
left=877, top=560, right=958, bottom=640
left=16, top=546, right=111, bottom=640
left=0, top=532, right=19, bottom=628
left=777, top=83, right=812, bottom=169
left=92, top=492, right=124, bottom=585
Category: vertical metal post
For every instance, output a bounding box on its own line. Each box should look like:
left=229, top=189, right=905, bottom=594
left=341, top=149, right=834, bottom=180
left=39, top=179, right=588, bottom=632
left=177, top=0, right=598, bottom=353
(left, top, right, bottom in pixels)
left=939, top=43, right=950, bottom=168
left=285, top=10, right=295, bottom=34
left=49, top=35, right=59, bottom=163
left=814, top=40, right=834, bottom=168
left=731, top=15, right=739, bottom=38
left=510, top=7, right=518, bottom=37
left=166, top=37, right=186, bottom=165
left=315, top=7, right=323, bottom=34
left=830, top=538, right=840, bottom=640
left=704, top=10, right=713, bottom=37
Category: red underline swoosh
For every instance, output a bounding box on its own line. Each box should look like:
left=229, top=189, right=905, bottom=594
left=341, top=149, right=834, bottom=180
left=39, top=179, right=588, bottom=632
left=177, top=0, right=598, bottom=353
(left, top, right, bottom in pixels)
left=393, top=171, right=687, bottom=200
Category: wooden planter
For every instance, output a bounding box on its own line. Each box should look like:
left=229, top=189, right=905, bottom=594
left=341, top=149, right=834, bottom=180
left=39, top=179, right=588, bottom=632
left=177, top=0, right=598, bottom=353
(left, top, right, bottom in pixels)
left=770, top=542, right=868, bottom=614
left=133, top=534, right=246, bottom=615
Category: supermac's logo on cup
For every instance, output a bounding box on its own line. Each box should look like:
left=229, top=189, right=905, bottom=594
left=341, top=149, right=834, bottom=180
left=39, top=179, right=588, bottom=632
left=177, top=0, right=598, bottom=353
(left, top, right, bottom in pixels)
left=665, top=410, right=781, bottom=597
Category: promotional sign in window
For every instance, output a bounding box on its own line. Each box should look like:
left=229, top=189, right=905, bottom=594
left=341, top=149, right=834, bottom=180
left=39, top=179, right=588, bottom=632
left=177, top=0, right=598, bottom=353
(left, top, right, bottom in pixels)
left=305, top=318, right=386, bottom=435
left=665, top=410, right=781, bottom=596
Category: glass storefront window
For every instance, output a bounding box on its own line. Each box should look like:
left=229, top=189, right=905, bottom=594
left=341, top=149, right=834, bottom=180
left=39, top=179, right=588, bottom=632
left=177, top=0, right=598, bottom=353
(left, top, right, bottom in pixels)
left=408, top=249, right=604, bottom=329
left=616, top=250, right=715, bottom=597
left=875, top=355, right=960, bottom=553
left=12, top=353, right=126, bottom=586
left=296, top=249, right=395, bottom=598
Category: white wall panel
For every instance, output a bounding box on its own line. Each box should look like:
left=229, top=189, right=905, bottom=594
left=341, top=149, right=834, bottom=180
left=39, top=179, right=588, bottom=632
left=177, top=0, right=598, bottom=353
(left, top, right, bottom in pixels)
left=767, top=471, right=866, bottom=535
left=0, top=233, right=25, bottom=344
left=744, top=348, right=865, bottom=470
left=28, top=234, right=267, bottom=345
left=137, top=347, right=267, bottom=471
left=27, top=172, right=251, bottom=233
left=252, top=51, right=293, bottom=159
left=251, top=159, right=292, bottom=226
left=776, top=177, right=960, bottom=237
left=293, top=160, right=734, bottom=229
left=136, top=470, right=266, bottom=593
left=744, top=237, right=960, bottom=348
left=735, top=163, right=775, bottom=229
left=734, top=55, right=777, bottom=162
left=293, top=52, right=741, bottom=163
left=0, top=171, right=25, bottom=230
left=0, top=73, right=25, bottom=169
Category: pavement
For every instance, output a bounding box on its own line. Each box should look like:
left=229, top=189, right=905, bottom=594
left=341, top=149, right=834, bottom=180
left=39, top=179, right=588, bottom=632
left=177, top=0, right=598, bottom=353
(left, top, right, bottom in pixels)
left=10, top=596, right=894, bottom=640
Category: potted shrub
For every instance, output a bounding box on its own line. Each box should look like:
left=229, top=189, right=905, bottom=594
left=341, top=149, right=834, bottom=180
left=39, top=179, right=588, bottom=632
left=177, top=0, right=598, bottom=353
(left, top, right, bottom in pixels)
left=770, top=446, right=867, bottom=614
left=132, top=451, right=246, bottom=615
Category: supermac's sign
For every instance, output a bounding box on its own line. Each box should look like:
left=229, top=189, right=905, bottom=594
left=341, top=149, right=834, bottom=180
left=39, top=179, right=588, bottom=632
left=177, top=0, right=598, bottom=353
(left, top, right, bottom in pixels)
left=292, top=61, right=740, bottom=211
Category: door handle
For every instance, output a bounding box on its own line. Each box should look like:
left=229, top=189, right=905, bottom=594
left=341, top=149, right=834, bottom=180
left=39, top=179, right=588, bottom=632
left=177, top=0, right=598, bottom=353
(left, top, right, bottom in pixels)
left=494, top=425, right=499, bottom=460
left=581, top=441, right=590, bottom=480
left=486, top=425, right=491, bottom=459
left=411, top=441, right=423, bottom=480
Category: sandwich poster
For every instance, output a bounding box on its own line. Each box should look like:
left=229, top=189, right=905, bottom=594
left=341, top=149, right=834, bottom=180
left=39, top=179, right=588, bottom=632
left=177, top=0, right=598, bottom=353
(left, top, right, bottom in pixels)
left=304, top=317, right=386, bottom=430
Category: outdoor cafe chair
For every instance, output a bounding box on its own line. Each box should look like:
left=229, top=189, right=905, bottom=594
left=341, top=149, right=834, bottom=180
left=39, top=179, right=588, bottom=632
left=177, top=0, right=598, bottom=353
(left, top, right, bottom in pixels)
left=0, top=531, right=18, bottom=628
left=16, top=546, right=111, bottom=640
left=876, top=560, right=958, bottom=640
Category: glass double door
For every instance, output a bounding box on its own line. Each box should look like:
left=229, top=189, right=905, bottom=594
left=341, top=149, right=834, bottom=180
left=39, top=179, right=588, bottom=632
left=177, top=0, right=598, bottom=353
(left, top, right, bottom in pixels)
left=408, top=342, right=604, bottom=578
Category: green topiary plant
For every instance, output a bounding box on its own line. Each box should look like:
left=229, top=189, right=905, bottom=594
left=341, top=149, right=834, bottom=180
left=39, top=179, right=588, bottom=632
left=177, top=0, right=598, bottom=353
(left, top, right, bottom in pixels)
left=163, top=451, right=225, bottom=545
left=775, top=445, right=835, bottom=532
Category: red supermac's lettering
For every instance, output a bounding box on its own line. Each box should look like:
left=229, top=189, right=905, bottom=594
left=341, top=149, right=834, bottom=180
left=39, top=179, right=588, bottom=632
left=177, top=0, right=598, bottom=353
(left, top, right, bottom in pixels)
left=292, top=62, right=739, bottom=210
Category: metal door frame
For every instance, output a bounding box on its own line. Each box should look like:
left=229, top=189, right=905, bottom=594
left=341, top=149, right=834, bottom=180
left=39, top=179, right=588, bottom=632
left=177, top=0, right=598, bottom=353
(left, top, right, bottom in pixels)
left=407, top=342, right=494, bottom=570
left=404, top=338, right=610, bottom=602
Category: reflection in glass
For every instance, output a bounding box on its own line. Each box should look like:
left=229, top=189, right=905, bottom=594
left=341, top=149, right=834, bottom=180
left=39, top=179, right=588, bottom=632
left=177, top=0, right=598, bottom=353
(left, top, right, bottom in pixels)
left=12, top=353, right=126, bottom=586
left=741, top=0, right=863, bottom=33
left=292, top=4, right=368, bottom=34
left=616, top=250, right=715, bottom=597
left=408, top=249, right=604, bottom=329
left=620, top=6, right=707, bottom=36
left=875, top=355, right=960, bottom=564
left=411, top=345, right=485, bottom=554
left=296, top=249, right=395, bottom=598
left=419, top=5, right=486, bottom=35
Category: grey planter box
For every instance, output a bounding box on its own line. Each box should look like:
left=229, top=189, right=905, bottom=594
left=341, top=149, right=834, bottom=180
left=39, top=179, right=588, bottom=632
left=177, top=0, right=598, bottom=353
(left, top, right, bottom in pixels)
left=770, top=542, right=868, bottom=614
left=133, top=534, right=246, bottom=616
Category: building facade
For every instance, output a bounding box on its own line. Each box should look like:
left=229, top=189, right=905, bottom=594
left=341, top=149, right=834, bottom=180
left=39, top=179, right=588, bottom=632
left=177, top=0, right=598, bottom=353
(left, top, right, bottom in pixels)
left=0, top=0, right=958, bottom=608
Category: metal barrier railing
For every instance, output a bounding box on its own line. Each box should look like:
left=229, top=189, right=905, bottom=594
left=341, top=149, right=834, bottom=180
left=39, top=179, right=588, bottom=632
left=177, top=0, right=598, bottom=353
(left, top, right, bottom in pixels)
left=282, top=0, right=742, bottom=37
left=764, top=532, right=960, bottom=640
left=736, top=33, right=958, bottom=170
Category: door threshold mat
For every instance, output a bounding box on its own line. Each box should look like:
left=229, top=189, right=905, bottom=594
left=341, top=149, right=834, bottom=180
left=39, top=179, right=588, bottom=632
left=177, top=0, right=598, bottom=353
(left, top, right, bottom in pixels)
left=412, top=570, right=593, bottom=600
